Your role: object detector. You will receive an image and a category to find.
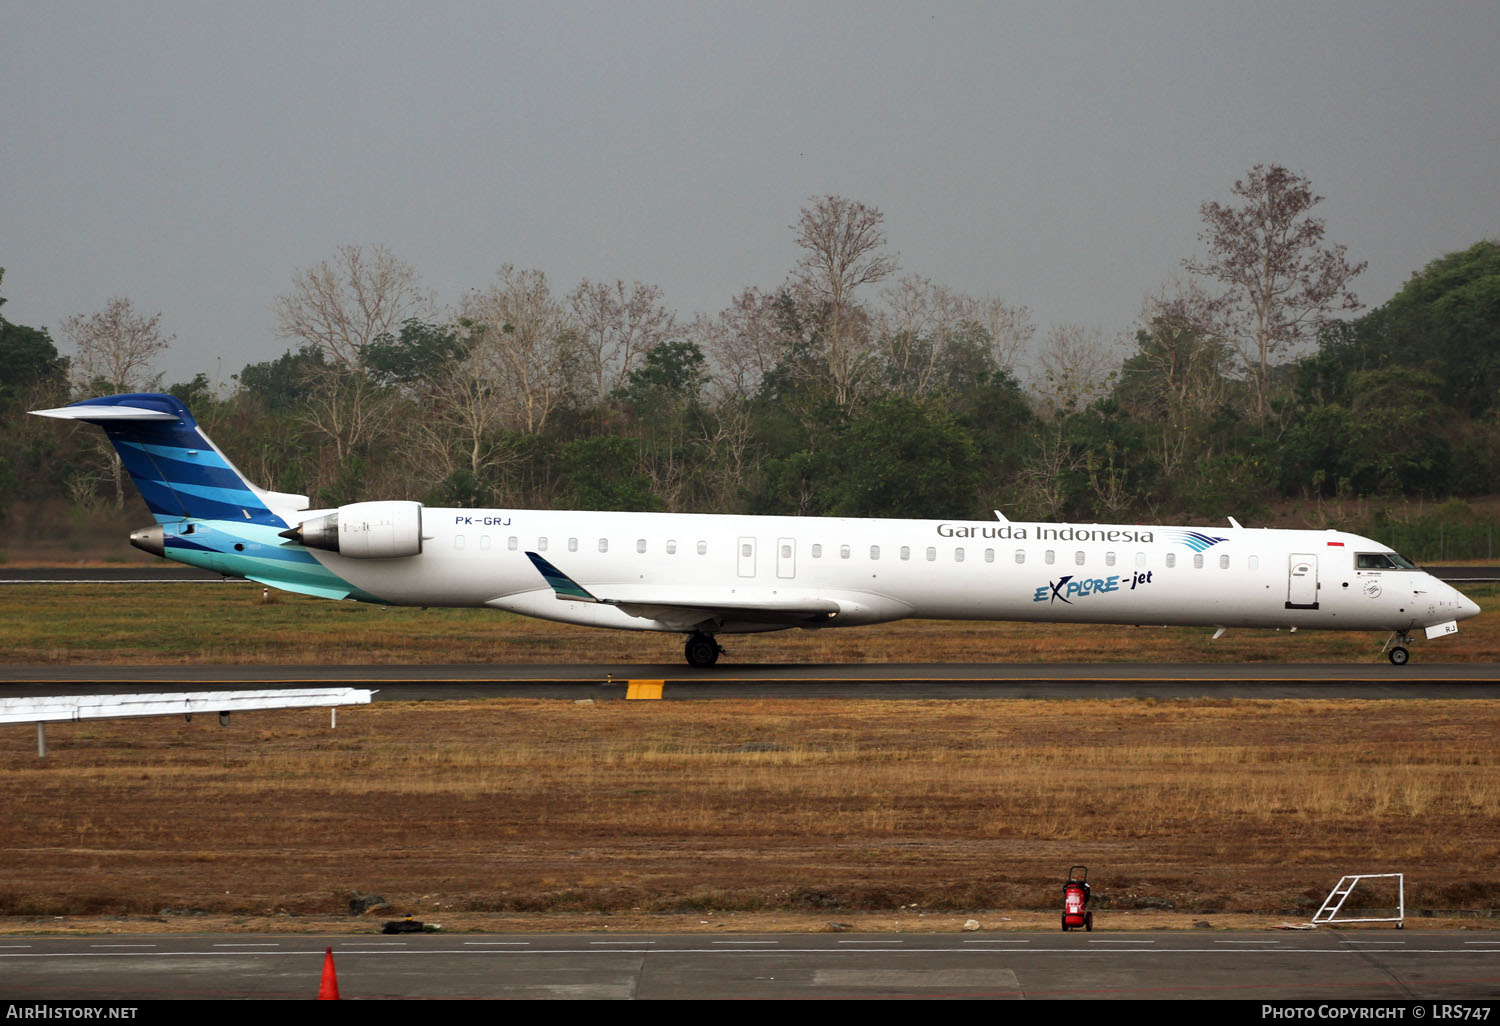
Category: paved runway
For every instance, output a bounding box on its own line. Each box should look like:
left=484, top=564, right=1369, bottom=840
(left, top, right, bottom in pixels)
left=3, top=661, right=1499, bottom=700
left=2, top=930, right=1496, bottom=1000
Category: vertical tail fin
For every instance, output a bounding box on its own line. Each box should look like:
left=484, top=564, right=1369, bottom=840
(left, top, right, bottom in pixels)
left=31, top=393, right=305, bottom=526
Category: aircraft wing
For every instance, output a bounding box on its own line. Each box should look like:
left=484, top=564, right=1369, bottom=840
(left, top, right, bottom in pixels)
left=523, top=552, right=839, bottom=629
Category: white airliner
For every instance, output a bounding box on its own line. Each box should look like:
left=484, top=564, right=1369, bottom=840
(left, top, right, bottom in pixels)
left=36, top=393, right=1480, bottom=667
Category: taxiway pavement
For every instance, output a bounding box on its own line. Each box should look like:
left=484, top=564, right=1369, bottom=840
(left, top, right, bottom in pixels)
left=2, top=930, right=1496, bottom=1000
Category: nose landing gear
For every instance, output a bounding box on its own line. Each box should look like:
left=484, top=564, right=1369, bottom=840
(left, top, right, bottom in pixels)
left=1383, top=632, right=1414, bottom=666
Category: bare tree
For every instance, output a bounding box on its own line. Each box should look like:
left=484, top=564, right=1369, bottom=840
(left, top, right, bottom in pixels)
left=61, top=297, right=171, bottom=396
left=692, top=288, right=789, bottom=403
left=1185, top=165, right=1366, bottom=420
left=59, top=297, right=173, bottom=508
left=569, top=279, right=676, bottom=402
left=1015, top=426, right=1084, bottom=520
left=791, top=196, right=898, bottom=408
left=1030, top=323, right=1121, bottom=418
left=970, top=295, right=1035, bottom=377
left=394, top=338, right=519, bottom=498
left=877, top=279, right=1035, bottom=398
left=274, top=244, right=434, bottom=371
left=1121, top=279, right=1233, bottom=481
left=460, top=266, right=579, bottom=434
left=298, top=361, right=393, bottom=474
left=878, top=275, right=965, bottom=397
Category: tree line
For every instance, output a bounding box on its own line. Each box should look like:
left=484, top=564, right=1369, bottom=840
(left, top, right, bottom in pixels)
left=3, top=168, right=1498, bottom=549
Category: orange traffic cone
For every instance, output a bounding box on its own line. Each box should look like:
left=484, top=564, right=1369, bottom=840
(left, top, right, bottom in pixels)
left=318, top=946, right=340, bottom=1000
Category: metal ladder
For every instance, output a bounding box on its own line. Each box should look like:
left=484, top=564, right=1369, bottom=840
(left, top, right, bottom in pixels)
left=1312, top=873, right=1404, bottom=928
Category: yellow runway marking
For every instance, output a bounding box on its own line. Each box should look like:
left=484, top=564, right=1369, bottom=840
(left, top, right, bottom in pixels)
left=625, top=680, right=664, bottom=700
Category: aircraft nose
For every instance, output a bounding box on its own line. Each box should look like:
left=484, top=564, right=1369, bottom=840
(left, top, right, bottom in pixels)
left=1442, top=578, right=1482, bottom=620
left=1459, top=591, right=1481, bottom=620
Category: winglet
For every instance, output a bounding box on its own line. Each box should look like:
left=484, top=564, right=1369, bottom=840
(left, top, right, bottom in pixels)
left=524, top=552, right=602, bottom=603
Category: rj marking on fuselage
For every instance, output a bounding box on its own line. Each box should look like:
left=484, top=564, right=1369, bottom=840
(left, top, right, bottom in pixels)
left=33, top=393, right=1480, bottom=668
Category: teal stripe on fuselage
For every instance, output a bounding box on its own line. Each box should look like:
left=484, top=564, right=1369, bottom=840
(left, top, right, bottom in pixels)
left=163, top=521, right=319, bottom=563
left=159, top=519, right=385, bottom=604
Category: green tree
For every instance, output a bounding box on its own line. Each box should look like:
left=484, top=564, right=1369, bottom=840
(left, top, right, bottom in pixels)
left=235, top=347, right=328, bottom=410
left=1378, top=240, right=1500, bottom=417
left=556, top=436, right=663, bottom=511
left=617, top=339, right=706, bottom=405
left=0, top=271, right=66, bottom=404
left=362, top=319, right=471, bottom=393
left=818, top=398, right=979, bottom=519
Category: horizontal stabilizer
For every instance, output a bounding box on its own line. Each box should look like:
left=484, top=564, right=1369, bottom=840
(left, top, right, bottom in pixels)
left=31, top=403, right=179, bottom=422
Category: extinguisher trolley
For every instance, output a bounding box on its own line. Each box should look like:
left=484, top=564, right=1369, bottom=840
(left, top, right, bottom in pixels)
left=1061, top=865, right=1092, bottom=931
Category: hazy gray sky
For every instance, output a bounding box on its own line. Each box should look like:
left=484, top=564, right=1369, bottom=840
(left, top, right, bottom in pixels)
left=4, top=1, right=1497, bottom=385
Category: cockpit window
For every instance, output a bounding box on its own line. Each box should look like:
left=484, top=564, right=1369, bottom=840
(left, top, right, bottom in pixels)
left=1357, top=552, right=1418, bottom=570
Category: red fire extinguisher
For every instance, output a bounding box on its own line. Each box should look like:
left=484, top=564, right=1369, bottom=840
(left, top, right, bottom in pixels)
left=1062, top=865, right=1093, bottom=932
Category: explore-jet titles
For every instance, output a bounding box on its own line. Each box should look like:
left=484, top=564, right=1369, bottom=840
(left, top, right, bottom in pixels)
left=1035, top=571, right=1155, bottom=604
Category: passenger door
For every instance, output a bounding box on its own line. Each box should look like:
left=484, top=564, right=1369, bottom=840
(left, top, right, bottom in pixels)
left=1286, top=553, right=1319, bottom=609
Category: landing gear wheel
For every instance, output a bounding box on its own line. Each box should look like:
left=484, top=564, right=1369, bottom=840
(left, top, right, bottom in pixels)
left=1388, top=646, right=1410, bottom=666
left=684, top=633, right=721, bottom=668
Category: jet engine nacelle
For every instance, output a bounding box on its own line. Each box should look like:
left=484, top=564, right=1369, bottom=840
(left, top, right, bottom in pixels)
left=284, top=500, right=424, bottom=558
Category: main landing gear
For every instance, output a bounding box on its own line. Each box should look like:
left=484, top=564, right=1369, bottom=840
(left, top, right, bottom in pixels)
left=1385, top=632, right=1414, bottom=666
left=684, top=631, right=722, bottom=668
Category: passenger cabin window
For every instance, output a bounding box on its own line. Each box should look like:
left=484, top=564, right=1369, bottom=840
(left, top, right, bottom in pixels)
left=599, top=538, right=609, bottom=553
left=454, top=535, right=465, bottom=550
left=1165, top=552, right=1176, bottom=568
left=812, top=543, right=823, bottom=558
left=697, top=540, right=708, bottom=555
left=1135, top=552, right=1147, bottom=568
left=840, top=545, right=850, bottom=559
left=900, top=546, right=911, bottom=561
left=1193, top=553, right=1204, bottom=569
left=1219, top=554, right=1229, bottom=569
left=955, top=547, right=965, bottom=562
left=869, top=545, right=880, bottom=560
left=1045, top=550, right=1055, bottom=565
left=537, top=537, right=548, bottom=552
left=1105, top=552, right=1116, bottom=567
left=926, top=546, right=937, bottom=562
left=1074, top=550, right=1085, bottom=566
left=507, top=536, right=518, bottom=551
left=667, top=540, right=677, bottom=555
left=480, top=535, right=491, bottom=551
left=1249, top=555, right=1260, bottom=571
left=985, top=548, right=995, bottom=563
left=637, top=539, right=647, bottom=554
left=569, top=538, right=578, bottom=552
left=1015, top=550, right=1025, bottom=564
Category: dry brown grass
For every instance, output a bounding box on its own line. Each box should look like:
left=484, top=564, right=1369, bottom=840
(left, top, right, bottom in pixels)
left=2, top=697, right=1498, bottom=932
left=4, top=582, right=1499, bottom=664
